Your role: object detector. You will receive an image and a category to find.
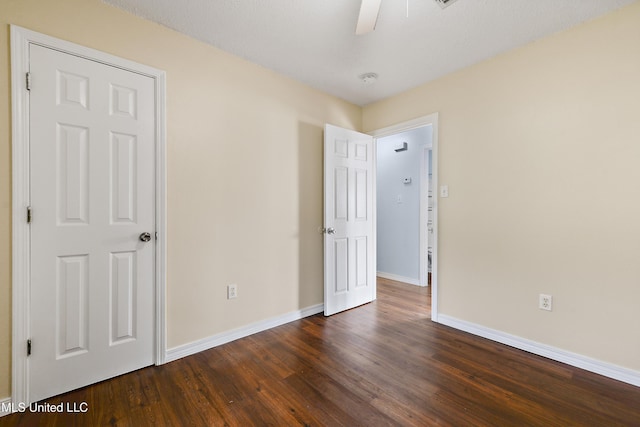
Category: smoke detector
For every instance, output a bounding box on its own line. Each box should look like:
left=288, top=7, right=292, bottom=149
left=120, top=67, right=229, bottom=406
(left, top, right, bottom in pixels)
left=359, top=72, right=378, bottom=85
left=435, top=0, right=460, bottom=9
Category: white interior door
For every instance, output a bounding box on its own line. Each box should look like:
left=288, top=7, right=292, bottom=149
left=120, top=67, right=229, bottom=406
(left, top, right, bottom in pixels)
left=324, top=124, right=375, bottom=316
left=29, top=44, right=155, bottom=402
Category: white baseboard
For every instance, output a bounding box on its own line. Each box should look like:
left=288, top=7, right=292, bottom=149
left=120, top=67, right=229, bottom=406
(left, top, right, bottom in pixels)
left=437, top=314, right=640, bottom=388
left=165, top=303, right=324, bottom=363
left=0, top=397, right=12, bottom=417
left=377, top=272, right=422, bottom=286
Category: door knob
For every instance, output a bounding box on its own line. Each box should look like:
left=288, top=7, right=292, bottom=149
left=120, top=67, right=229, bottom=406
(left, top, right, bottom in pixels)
left=326, top=227, right=336, bottom=235
left=139, top=232, right=152, bottom=242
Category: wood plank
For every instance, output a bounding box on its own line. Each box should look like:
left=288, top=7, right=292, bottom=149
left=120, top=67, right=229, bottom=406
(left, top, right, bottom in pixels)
left=2, top=277, right=639, bottom=426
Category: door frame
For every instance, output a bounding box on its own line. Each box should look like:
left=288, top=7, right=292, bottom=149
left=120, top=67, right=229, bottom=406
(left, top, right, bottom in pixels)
left=370, top=113, right=439, bottom=321
left=10, top=25, right=167, bottom=405
left=420, top=146, right=432, bottom=288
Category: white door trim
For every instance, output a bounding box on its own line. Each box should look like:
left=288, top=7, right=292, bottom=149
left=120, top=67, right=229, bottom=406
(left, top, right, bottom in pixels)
left=370, top=113, right=439, bottom=322
left=10, top=25, right=167, bottom=406
left=420, top=146, right=432, bottom=288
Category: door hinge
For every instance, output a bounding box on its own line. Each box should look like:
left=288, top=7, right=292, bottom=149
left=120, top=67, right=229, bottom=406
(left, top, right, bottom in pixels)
left=27, top=339, right=32, bottom=356
left=26, top=72, right=31, bottom=91
left=27, top=206, right=32, bottom=223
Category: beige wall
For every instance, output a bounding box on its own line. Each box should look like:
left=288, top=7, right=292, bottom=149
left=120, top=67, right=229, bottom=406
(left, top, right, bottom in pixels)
left=364, top=2, right=640, bottom=371
left=0, top=0, right=361, bottom=398
left=2, top=0, right=638, bottom=403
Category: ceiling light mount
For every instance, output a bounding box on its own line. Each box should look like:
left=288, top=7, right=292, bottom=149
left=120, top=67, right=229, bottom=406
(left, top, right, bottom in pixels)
left=359, top=72, right=378, bottom=85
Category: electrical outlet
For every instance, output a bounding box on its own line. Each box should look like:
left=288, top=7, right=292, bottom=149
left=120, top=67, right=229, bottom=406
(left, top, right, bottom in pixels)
left=539, top=294, right=552, bottom=311
left=227, top=284, right=237, bottom=299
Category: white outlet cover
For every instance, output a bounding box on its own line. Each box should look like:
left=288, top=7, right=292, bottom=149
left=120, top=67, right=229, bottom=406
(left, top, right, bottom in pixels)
left=539, top=294, right=552, bottom=311
left=228, top=284, right=238, bottom=299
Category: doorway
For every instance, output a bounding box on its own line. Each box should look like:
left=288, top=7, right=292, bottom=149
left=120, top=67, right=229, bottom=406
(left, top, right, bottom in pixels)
left=371, top=114, right=439, bottom=320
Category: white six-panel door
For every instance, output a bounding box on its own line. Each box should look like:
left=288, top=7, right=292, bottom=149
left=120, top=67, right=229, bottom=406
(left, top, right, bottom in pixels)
left=29, top=44, right=155, bottom=402
left=324, top=124, right=375, bottom=316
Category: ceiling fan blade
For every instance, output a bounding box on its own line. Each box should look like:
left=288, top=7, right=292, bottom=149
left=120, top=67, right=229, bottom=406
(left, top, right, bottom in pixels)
left=356, top=0, right=382, bottom=35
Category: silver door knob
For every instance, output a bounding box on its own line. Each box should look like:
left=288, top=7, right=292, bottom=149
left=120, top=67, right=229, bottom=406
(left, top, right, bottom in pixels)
left=326, top=227, right=336, bottom=235
left=139, top=232, right=152, bottom=242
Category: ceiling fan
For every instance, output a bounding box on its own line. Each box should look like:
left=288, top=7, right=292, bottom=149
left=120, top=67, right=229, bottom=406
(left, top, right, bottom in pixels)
left=355, top=0, right=460, bottom=35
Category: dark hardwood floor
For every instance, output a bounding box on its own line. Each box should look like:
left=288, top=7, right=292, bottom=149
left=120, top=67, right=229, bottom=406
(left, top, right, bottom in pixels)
left=2, top=277, right=640, bottom=426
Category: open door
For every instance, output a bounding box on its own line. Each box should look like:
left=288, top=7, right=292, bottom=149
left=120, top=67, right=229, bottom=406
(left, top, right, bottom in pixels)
left=324, top=124, right=375, bottom=316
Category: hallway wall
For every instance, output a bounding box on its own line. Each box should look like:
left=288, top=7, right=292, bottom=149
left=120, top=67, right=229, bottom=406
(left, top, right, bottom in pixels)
left=376, top=126, right=432, bottom=283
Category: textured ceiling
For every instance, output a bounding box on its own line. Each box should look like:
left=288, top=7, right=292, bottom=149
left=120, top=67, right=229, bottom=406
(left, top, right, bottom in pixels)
left=102, top=0, right=636, bottom=106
